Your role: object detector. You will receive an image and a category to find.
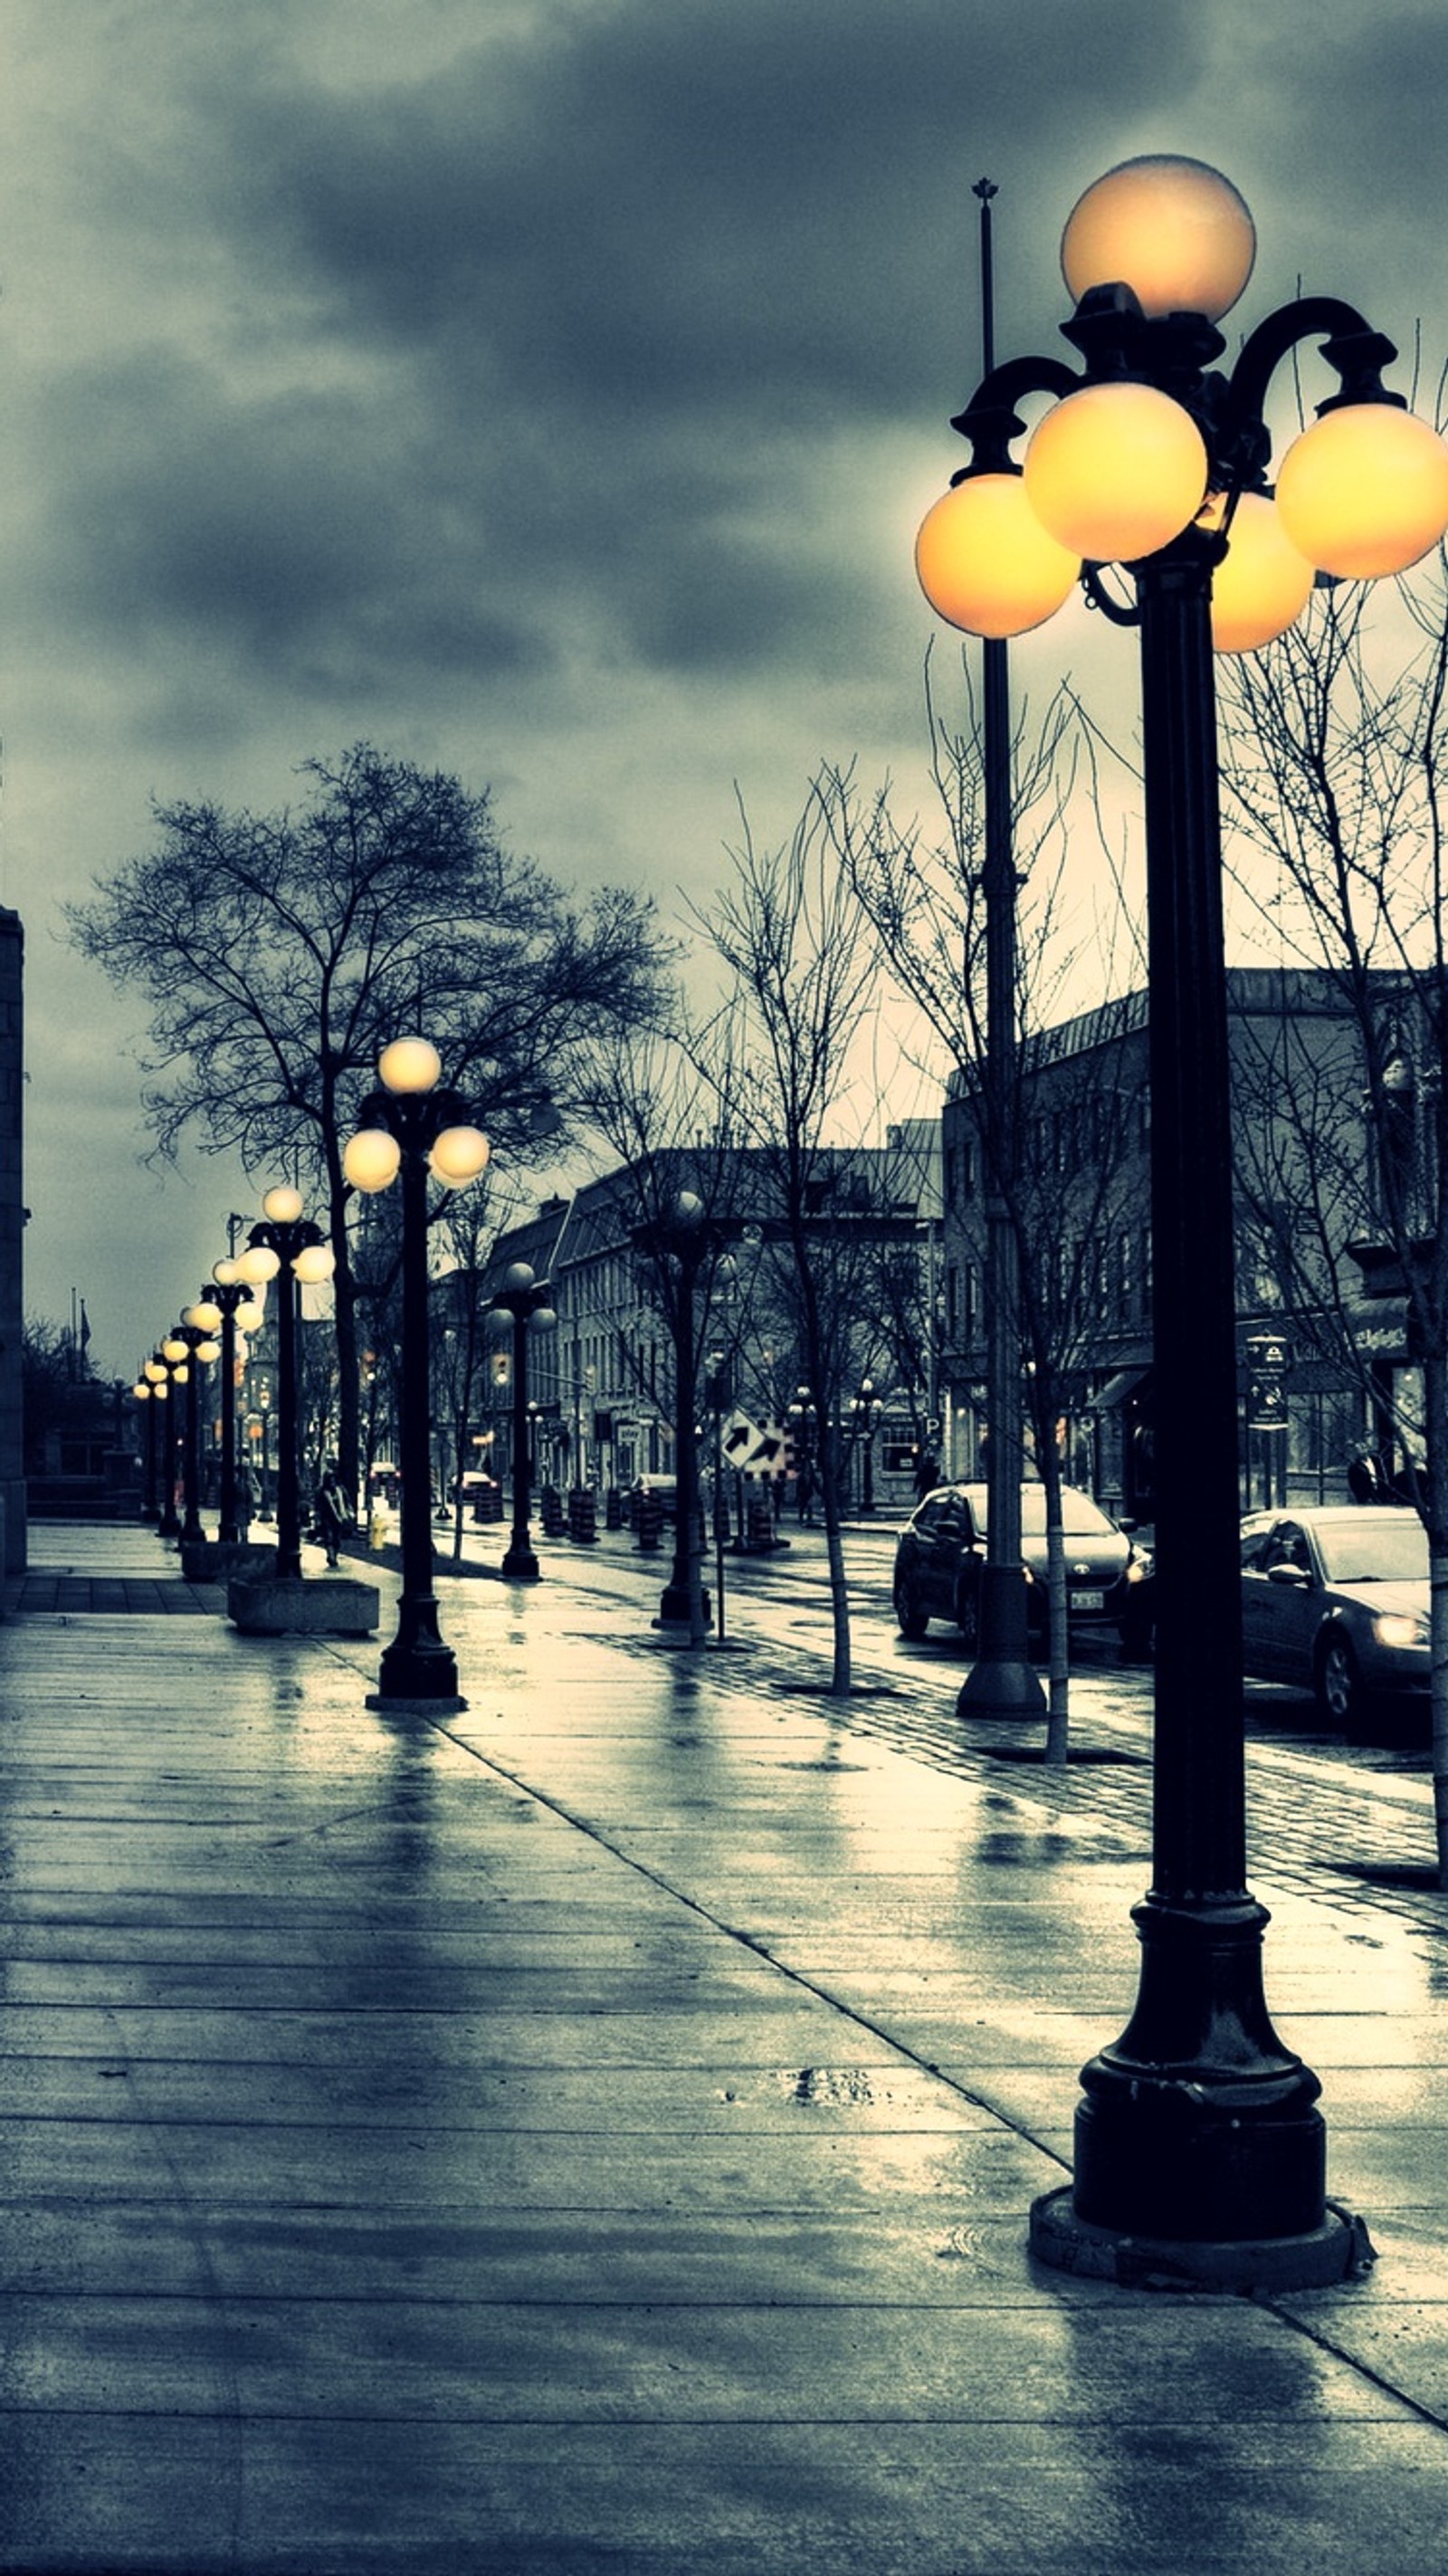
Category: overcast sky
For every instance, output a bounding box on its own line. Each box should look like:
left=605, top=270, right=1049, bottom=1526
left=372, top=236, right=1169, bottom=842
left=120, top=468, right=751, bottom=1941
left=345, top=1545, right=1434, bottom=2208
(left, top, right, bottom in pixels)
left=3, top=0, right=1444, bottom=1380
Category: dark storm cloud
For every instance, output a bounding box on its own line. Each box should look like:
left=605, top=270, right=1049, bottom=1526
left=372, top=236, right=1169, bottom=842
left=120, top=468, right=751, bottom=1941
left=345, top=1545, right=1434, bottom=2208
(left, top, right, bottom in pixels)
left=210, top=0, right=1205, bottom=415
left=42, top=0, right=1209, bottom=692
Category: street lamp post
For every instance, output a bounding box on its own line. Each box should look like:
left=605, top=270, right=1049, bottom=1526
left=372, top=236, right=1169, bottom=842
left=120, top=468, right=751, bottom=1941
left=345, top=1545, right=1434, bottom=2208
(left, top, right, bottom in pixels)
left=205, top=1264, right=266, bottom=1541
left=343, top=1036, right=491, bottom=1703
left=486, top=1263, right=557, bottom=1581
left=236, top=1189, right=336, bottom=1582
left=135, top=1356, right=167, bottom=1522
left=915, top=153, right=1448, bottom=2285
left=960, top=177, right=1046, bottom=1724
left=173, top=1306, right=224, bottom=1547
left=636, top=1191, right=711, bottom=1638
left=850, top=1378, right=883, bottom=1512
left=151, top=1348, right=185, bottom=1539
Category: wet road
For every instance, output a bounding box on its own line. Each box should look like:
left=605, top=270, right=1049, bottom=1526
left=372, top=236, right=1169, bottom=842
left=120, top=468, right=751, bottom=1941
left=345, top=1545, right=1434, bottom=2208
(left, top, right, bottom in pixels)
left=431, top=1512, right=1443, bottom=1917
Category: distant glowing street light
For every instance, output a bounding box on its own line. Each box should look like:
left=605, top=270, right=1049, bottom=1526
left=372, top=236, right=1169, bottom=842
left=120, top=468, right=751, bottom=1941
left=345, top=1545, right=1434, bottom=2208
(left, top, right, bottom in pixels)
left=235, top=1187, right=336, bottom=1581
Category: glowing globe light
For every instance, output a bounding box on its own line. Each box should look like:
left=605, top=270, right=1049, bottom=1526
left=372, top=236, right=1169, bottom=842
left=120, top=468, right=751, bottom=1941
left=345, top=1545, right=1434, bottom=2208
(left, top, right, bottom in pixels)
left=915, top=472, right=1081, bottom=637
left=236, top=1243, right=281, bottom=1284
left=1062, top=155, right=1256, bottom=323
left=1024, top=382, right=1207, bottom=563
left=1206, top=492, right=1316, bottom=653
left=379, top=1036, right=443, bottom=1094
left=343, top=1128, right=403, bottom=1194
left=262, top=1184, right=304, bottom=1226
left=235, top=1297, right=265, bottom=1334
left=185, top=1299, right=224, bottom=1334
left=195, top=1340, right=221, bottom=1365
left=1275, top=404, right=1448, bottom=580
left=429, top=1124, right=491, bottom=1187
left=292, top=1243, right=336, bottom=1285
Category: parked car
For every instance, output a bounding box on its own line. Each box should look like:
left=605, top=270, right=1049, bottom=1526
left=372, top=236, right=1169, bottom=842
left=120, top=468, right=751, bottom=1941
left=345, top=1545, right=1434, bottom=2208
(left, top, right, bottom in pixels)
left=1239, top=1504, right=1430, bottom=1728
left=892, top=1482, right=1144, bottom=1647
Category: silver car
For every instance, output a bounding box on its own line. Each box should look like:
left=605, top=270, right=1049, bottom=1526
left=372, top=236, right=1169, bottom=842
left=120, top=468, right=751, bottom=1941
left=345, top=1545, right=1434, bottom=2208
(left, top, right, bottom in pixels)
left=1240, top=1505, right=1431, bottom=1729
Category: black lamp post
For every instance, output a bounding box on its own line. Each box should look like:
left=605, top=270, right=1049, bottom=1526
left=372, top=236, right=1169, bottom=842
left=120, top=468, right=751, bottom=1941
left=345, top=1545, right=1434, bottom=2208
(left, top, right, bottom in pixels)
left=134, top=1361, right=165, bottom=1522
left=487, top=1262, right=557, bottom=1581
left=850, top=1378, right=883, bottom=1512
left=959, top=177, right=1046, bottom=1724
left=236, top=1188, right=335, bottom=1583
left=344, top=1036, right=491, bottom=1703
left=172, top=1306, right=223, bottom=1547
left=204, top=1265, right=267, bottom=1542
left=151, top=1348, right=185, bottom=1538
left=634, top=1191, right=712, bottom=1637
left=916, top=152, right=1448, bottom=2285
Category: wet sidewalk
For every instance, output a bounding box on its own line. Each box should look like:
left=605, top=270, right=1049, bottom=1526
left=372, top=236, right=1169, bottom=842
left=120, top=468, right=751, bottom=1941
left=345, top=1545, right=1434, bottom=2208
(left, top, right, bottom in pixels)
left=3, top=1526, right=1448, bottom=2572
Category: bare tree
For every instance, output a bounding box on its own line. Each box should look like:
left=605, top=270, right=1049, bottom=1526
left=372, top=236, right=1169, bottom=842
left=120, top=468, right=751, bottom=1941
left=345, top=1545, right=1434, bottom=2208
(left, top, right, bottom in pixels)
left=1218, top=571, right=1448, bottom=1877
left=823, top=659, right=1141, bottom=1757
left=66, top=744, right=672, bottom=1495
left=690, top=787, right=889, bottom=1695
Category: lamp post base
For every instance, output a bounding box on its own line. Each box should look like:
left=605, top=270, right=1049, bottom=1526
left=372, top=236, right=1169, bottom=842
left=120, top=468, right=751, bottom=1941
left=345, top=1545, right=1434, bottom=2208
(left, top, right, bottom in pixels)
left=1029, top=2186, right=1370, bottom=2293
left=657, top=1579, right=710, bottom=1627
left=374, top=1616, right=462, bottom=1704
left=501, top=1540, right=540, bottom=1580
left=1041, top=1887, right=1345, bottom=2275
left=957, top=1565, right=1046, bottom=1717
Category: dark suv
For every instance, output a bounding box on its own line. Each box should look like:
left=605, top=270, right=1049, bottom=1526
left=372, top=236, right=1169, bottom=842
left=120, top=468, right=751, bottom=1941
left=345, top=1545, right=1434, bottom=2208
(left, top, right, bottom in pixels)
left=892, top=1482, right=1143, bottom=1647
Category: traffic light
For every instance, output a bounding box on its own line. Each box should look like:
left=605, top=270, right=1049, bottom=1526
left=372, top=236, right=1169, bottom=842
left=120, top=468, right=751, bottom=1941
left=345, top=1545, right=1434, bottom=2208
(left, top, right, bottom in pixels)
left=492, top=1350, right=510, bottom=1388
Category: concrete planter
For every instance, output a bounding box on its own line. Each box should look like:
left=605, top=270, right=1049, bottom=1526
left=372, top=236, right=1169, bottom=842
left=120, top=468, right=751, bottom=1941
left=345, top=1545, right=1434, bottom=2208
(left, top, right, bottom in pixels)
left=227, top=1573, right=380, bottom=1636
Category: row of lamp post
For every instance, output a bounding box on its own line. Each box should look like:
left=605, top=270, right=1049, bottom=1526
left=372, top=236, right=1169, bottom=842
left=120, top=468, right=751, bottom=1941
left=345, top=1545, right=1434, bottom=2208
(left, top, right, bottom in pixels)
left=914, top=153, right=1448, bottom=2283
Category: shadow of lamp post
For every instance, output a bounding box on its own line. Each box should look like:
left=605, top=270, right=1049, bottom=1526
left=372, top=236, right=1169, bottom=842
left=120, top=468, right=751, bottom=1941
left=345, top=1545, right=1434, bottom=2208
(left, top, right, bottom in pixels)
left=914, top=152, right=1448, bottom=2285
left=235, top=1189, right=336, bottom=1583
left=343, top=1036, right=491, bottom=1703
left=486, top=1263, right=557, bottom=1581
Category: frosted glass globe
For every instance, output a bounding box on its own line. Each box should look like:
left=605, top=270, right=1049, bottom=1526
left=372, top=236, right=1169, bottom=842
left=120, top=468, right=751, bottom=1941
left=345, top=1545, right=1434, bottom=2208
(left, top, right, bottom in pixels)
left=428, top=1124, right=491, bottom=1186
left=1275, top=405, right=1448, bottom=580
left=915, top=473, right=1080, bottom=637
left=1024, top=382, right=1207, bottom=563
left=379, top=1036, right=442, bottom=1094
left=1209, top=492, right=1315, bottom=653
left=343, top=1129, right=403, bottom=1194
left=1062, top=156, right=1255, bottom=323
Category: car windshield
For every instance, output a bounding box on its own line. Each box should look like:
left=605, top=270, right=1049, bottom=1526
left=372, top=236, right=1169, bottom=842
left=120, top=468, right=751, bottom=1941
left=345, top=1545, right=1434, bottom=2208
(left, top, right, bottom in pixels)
left=1315, top=1513, right=1428, bottom=1586
left=968, top=1487, right=1116, bottom=1540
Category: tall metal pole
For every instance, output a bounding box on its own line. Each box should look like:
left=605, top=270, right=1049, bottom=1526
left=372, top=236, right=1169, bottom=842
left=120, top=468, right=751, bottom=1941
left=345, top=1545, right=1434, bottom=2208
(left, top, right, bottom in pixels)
left=503, top=1302, right=539, bottom=1579
left=377, top=1141, right=459, bottom=1699
left=958, top=177, right=1045, bottom=1719
left=274, top=1264, right=303, bottom=1582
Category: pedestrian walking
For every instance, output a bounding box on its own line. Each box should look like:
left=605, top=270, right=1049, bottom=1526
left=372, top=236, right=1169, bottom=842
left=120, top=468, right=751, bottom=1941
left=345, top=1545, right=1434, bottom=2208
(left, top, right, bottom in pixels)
left=314, top=1459, right=354, bottom=1568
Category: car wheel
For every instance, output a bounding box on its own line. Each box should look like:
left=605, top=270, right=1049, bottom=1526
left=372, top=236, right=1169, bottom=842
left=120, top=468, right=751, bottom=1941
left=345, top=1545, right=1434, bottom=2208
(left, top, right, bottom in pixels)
left=1315, top=1628, right=1363, bottom=1729
left=954, top=1577, right=980, bottom=1652
left=894, top=1573, right=929, bottom=1640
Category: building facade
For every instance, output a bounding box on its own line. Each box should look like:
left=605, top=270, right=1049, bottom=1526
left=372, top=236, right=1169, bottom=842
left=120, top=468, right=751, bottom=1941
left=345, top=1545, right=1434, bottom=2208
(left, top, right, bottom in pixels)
left=940, top=968, right=1415, bottom=1522
left=471, top=1131, right=942, bottom=1516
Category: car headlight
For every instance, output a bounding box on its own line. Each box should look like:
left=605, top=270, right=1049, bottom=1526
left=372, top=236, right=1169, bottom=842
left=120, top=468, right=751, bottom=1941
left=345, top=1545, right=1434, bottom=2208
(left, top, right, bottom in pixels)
left=1373, top=1612, right=1429, bottom=1650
